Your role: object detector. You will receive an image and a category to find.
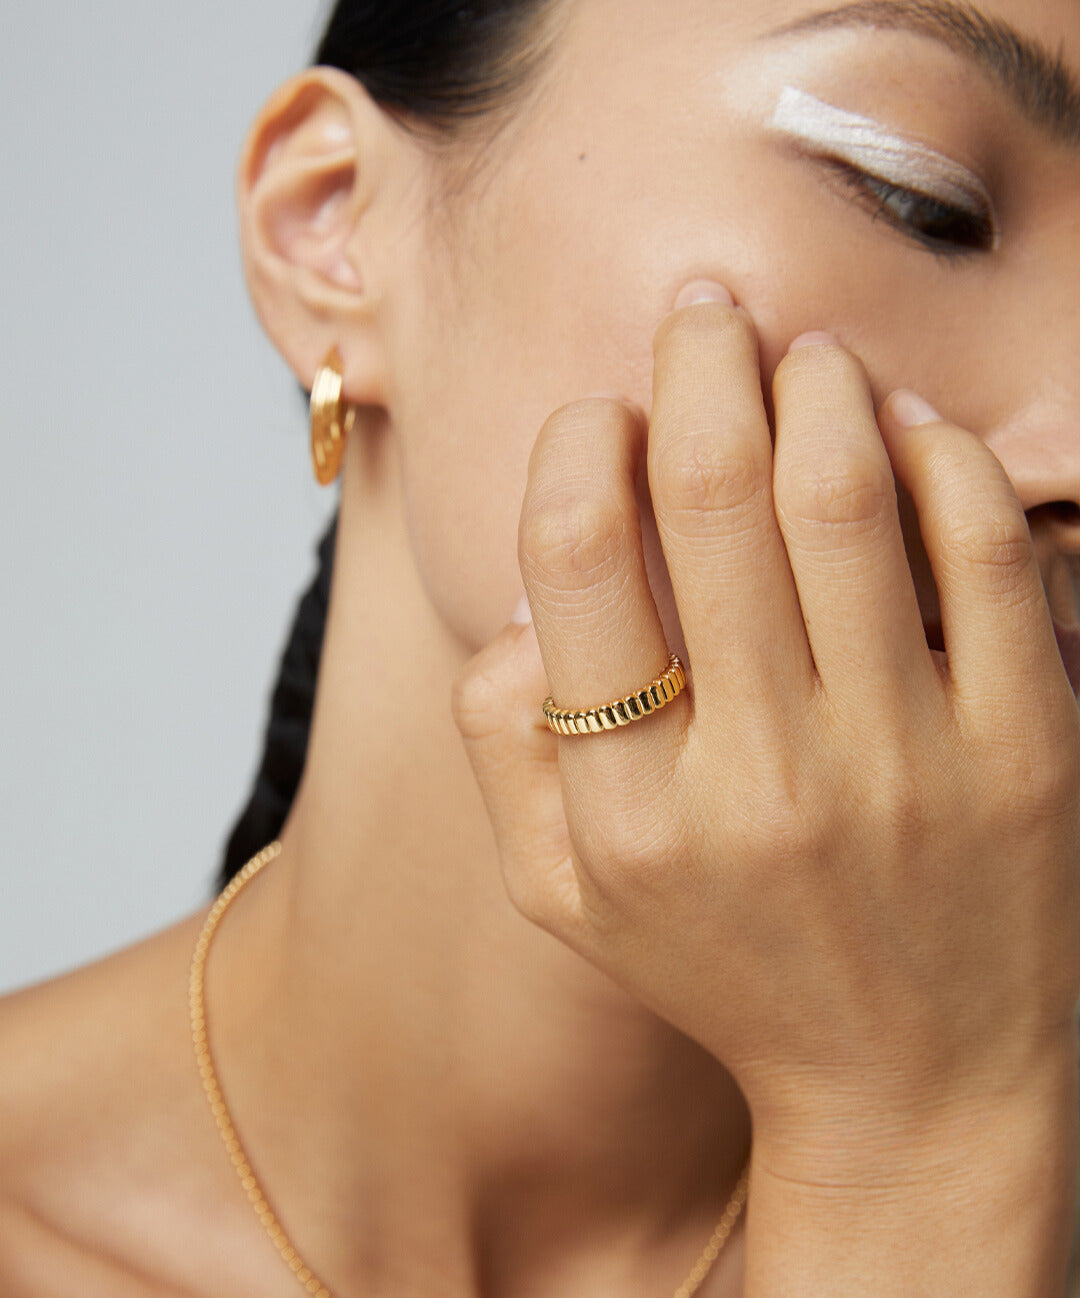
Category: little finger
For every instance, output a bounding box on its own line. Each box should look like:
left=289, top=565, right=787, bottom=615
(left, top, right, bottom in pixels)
left=877, top=390, right=1075, bottom=732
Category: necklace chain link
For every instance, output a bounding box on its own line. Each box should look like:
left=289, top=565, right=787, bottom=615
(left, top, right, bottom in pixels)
left=189, top=841, right=750, bottom=1298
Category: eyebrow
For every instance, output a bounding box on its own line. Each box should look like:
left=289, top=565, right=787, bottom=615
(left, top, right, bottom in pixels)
left=763, top=0, right=1080, bottom=147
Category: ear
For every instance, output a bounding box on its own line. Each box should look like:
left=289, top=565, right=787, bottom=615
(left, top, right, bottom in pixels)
left=236, top=66, right=418, bottom=406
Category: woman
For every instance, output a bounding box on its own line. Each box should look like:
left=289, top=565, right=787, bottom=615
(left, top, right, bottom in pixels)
left=1, top=0, right=1078, bottom=1293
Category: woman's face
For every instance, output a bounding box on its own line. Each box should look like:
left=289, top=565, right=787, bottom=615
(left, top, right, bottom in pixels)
left=310, top=0, right=1080, bottom=664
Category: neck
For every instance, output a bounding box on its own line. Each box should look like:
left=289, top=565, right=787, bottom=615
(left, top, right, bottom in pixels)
left=211, top=423, right=750, bottom=1295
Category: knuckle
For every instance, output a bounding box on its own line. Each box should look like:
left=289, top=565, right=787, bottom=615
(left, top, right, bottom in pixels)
left=450, top=657, right=504, bottom=744
left=519, top=495, right=630, bottom=588
left=1000, top=736, right=1080, bottom=824
left=768, top=792, right=830, bottom=864
left=867, top=765, right=930, bottom=840
left=702, top=765, right=814, bottom=869
left=685, top=722, right=814, bottom=864
left=502, top=853, right=597, bottom=950
left=720, top=793, right=830, bottom=882
left=776, top=451, right=894, bottom=532
left=652, top=430, right=768, bottom=522
left=578, top=797, right=688, bottom=905
left=940, top=506, right=1032, bottom=587
left=597, top=813, right=673, bottom=883
left=736, top=800, right=808, bottom=866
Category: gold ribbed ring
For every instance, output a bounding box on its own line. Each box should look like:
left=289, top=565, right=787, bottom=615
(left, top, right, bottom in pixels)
left=543, top=653, right=686, bottom=736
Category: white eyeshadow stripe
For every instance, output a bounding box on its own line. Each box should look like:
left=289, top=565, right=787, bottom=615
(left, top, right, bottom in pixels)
left=768, top=85, right=997, bottom=226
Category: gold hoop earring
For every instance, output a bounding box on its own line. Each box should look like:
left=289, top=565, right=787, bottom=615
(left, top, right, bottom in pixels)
left=310, top=346, right=356, bottom=486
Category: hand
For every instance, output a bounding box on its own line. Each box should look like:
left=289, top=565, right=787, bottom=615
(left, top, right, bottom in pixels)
left=451, top=287, right=1080, bottom=1164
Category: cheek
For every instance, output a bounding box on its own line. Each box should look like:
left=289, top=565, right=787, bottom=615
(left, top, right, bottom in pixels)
left=395, top=254, right=666, bottom=653
left=400, top=429, right=526, bottom=652
left=401, top=410, right=692, bottom=664
left=395, top=125, right=968, bottom=655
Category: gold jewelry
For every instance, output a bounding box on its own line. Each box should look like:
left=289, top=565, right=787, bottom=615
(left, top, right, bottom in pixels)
left=310, top=346, right=356, bottom=486
left=190, top=842, right=749, bottom=1298
left=543, top=652, right=686, bottom=736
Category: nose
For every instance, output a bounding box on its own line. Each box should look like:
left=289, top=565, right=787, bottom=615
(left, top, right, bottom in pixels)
left=984, top=233, right=1080, bottom=522
left=978, top=383, right=1080, bottom=644
left=972, top=216, right=1078, bottom=516
left=981, top=378, right=1080, bottom=539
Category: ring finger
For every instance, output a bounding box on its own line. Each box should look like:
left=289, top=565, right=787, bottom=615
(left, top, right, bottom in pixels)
left=771, top=337, right=942, bottom=713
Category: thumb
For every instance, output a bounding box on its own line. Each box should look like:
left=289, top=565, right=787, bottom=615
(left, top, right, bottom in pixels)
left=451, top=602, right=587, bottom=942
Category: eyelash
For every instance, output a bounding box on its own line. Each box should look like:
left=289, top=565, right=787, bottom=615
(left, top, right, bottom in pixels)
left=823, top=159, right=997, bottom=260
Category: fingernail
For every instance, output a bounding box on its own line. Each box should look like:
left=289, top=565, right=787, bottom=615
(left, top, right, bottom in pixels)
left=510, top=593, right=533, bottom=625
left=673, top=280, right=735, bottom=310
left=788, top=330, right=839, bottom=352
left=888, top=389, right=942, bottom=428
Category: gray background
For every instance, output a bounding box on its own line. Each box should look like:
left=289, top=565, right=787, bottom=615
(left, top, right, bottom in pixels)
left=0, top=2, right=336, bottom=992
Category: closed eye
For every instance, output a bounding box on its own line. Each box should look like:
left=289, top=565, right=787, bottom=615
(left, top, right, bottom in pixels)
left=821, top=158, right=998, bottom=260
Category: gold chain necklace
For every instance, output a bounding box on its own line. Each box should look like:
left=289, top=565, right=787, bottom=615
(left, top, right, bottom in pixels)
left=190, top=841, right=750, bottom=1298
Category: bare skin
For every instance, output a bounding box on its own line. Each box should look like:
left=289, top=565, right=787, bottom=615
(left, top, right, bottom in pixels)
left=2, top=0, right=1079, bottom=1294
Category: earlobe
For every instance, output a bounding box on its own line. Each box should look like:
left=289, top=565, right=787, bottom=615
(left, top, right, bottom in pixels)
left=236, top=67, right=393, bottom=400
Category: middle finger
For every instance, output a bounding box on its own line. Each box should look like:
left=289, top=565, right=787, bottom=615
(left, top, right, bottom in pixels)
left=648, top=300, right=815, bottom=725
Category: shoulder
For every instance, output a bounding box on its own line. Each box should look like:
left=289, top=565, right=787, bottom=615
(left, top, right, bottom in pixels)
left=0, top=909, right=206, bottom=1181
left=0, top=909, right=242, bottom=1296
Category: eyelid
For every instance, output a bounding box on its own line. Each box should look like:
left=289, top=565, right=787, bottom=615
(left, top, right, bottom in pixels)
left=768, top=85, right=1000, bottom=240
left=820, top=159, right=995, bottom=258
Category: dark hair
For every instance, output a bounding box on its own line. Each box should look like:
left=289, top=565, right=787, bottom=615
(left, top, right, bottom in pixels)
left=218, top=1, right=554, bottom=890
